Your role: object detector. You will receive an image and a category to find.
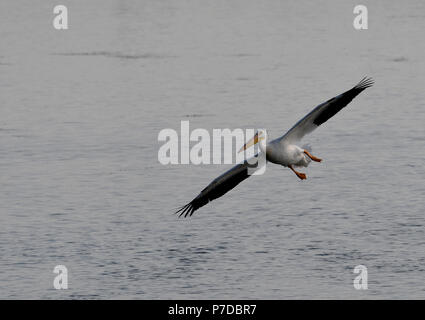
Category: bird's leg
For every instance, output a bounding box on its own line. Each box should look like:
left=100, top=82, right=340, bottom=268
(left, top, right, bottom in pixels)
left=304, top=150, right=322, bottom=162
left=289, top=165, right=307, bottom=180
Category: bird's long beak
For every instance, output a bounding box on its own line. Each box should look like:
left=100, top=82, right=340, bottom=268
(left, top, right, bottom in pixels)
left=238, top=132, right=260, bottom=153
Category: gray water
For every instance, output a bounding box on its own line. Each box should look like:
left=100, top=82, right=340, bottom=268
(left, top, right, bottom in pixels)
left=1, top=0, right=424, bottom=299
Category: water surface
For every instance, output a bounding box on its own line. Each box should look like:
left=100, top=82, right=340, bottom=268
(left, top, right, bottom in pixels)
left=1, top=0, right=424, bottom=299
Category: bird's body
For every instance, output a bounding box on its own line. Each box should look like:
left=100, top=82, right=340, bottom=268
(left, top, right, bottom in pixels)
left=176, top=77, right=373, bottom=217
left=265, top=141, right=310, bottom=168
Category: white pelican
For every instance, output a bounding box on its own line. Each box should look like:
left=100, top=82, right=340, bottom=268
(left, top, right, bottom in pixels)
left=176, top=77, right=373, bottom=217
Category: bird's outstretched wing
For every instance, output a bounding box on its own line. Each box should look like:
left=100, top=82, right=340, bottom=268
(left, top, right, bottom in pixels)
left=176, top=155, right=259, bottom=217
left=278, top=77, right=374, bottom=144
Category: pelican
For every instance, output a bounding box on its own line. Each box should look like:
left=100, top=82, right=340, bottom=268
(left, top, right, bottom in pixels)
left=176, top=77, right=373, bottom=217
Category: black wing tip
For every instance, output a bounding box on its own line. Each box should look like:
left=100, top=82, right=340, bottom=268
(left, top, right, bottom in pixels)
left=175, top=202, right=197, bottom=218
left=355, top=77, right=374, bottom=90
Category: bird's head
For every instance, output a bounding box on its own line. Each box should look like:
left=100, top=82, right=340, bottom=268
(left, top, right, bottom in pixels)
left=238, top=129, right=267, bottom=153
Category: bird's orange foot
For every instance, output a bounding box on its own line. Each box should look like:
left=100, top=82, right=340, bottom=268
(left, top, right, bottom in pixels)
left=296, top=172, right=307, bottom=180
left=304, top=150, right=322, bottom=163
left=289, top=165, right=307, bottom=180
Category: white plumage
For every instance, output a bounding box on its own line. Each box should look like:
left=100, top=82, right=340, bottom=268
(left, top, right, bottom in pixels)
left=176, top=77, right=373, bottom=217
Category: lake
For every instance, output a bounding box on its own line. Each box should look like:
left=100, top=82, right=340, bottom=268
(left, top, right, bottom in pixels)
left=0, top=0, right=424, bottom=299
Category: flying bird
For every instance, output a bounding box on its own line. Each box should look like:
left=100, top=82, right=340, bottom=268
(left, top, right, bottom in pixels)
left=176, top=77, right=373, bottom=217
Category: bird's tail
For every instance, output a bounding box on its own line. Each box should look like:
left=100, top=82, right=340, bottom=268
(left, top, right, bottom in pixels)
left=294, top=143, right=312, bottom=168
